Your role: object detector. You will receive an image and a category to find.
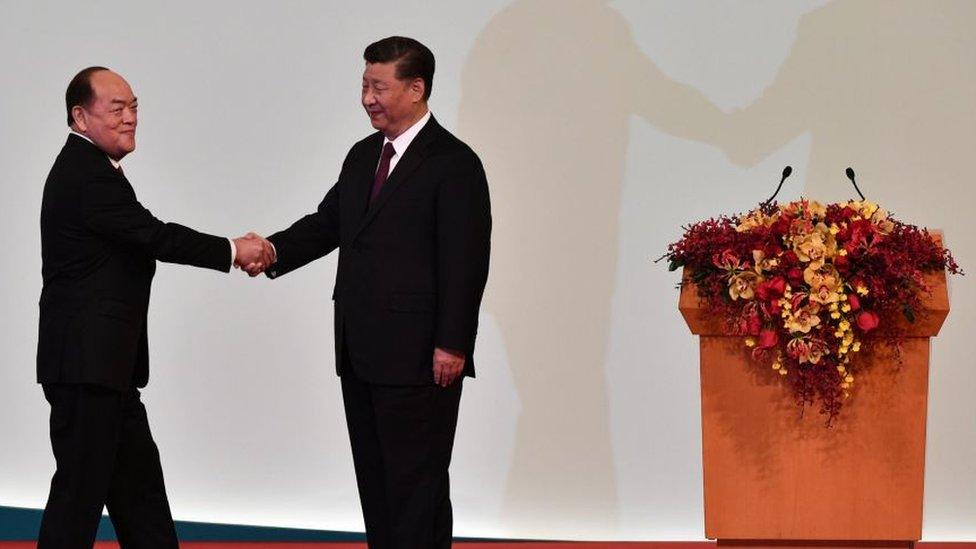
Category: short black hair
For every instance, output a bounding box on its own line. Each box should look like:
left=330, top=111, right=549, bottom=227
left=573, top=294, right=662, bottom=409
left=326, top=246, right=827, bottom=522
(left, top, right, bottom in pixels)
left=363, top=36, right=435, bottom=101
left=65, top=66, right=109, bottom=127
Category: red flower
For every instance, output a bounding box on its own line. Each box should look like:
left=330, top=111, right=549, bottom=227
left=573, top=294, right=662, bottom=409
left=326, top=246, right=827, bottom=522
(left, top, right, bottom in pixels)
left=747, top=313, right=762, bottom=336
left=847, top=294, right=861, bottom=311
left=782, top=251, right=799, bottom=266
left=756, top=276, right=787, bottom=301
left=737, top=306, right=763, bottom=336
left=764, top=243, right=783, bottom=257
left=857, top=310, right=880, bottom=332
left=758, top=329, right=779, bottom=349
left=787, top=267, right=804, bottom=286
left=836, top=224, right=852, bottom=241
left=771, top=216, right=791, bottom=237
left=849, top=219, right=875, bottom=246
left=834, top=254, right=850, bottom=274
left=713, top=249, right=743, bottom=270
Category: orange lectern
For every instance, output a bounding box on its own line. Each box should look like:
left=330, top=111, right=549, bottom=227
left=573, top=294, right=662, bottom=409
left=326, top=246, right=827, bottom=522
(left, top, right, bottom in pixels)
left=680, top=264, right=949, bottom=549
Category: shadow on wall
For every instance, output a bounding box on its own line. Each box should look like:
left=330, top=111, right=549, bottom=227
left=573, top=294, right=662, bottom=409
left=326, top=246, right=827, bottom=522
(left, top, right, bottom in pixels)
left=712, top=0, right=976, bottom=206
left=458, top=0, right=728, bottom=532
left=459, top=0, right=975, bottom=536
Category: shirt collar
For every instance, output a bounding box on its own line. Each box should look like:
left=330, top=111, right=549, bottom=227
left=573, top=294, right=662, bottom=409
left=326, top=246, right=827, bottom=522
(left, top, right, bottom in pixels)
left=384, top=110, right=431, bottom=157
left=69, top=130, right=121, bottom=169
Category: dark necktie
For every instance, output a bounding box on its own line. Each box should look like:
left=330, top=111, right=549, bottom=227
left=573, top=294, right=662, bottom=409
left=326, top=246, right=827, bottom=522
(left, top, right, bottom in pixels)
left=116, top=165, right=124, bottom=177
left=369, top=142, right=396, bottom=205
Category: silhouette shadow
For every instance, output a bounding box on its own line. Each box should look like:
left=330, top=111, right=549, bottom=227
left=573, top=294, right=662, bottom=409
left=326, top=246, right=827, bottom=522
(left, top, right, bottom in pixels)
left=458, top=0, right=729, bottom=532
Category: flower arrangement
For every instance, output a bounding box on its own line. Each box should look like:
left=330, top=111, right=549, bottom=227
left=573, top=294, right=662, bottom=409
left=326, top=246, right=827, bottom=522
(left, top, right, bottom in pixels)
left=665, top=199, right=961, bottom=423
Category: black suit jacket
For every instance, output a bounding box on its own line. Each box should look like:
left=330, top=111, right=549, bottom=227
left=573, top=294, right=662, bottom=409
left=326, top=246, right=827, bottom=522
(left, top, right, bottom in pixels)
left=38, top=134, right=232, bottom=390
left=267, top=117, right=491, bottom=385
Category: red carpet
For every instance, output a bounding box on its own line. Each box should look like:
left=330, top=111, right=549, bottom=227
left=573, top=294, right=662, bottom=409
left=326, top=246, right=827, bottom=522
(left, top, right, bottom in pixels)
left=0, top=541, right=976, bottom=549
left=0, top=544, right=709, bottom=549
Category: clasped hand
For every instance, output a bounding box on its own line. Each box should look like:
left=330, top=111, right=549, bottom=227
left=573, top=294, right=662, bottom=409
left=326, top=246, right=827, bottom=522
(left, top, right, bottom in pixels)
left=232, top=232, right=276, bottom=276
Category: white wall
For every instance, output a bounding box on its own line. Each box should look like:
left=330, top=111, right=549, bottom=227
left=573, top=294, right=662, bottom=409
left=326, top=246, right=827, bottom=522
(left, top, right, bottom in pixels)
left=1, top=0, right=973, bottom=540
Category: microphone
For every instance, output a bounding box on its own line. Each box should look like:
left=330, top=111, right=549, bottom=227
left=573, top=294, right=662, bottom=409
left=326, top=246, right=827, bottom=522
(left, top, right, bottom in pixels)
left=762, top=165, right=793, bottom=207
left=846, top=167, right=866, bottom=200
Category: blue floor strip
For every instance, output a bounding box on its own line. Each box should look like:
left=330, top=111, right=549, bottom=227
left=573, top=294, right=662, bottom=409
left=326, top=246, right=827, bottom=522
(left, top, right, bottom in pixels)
left=0, top=505, right=364, bottom=541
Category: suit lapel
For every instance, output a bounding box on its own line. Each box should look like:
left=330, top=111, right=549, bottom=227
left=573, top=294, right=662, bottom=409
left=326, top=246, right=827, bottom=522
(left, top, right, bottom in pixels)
left=352, top=117, right=442, bottom=241
left=352, top=133, right=385, bottom=223
left=67, top=133, right=134, bottom=190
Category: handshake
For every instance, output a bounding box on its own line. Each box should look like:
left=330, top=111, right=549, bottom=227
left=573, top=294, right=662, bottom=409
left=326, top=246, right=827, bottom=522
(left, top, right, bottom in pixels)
left=232, top=232, right=276, bottom=277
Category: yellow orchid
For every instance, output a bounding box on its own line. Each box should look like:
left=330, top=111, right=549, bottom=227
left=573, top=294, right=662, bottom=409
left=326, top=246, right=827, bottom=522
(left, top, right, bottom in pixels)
left=850, top=200, right=895, bottom=233
left=857, top=200, right=879, bottom=218
left=786, top=336, right=829, bottom=364
left=793, top=222, right=837, bottom=270
left=736, top=210, right=775, bottom=232
left=807, top=344, right=829, bottom=364
left=784, top=303, right=821, bottom=334
left=808, top=201, right=827, bottom=219
left=752, top=249, right=779, bottom=273
left=805, top=264, right=843, bottom=305
left=729, top=271, right=762, bottom=300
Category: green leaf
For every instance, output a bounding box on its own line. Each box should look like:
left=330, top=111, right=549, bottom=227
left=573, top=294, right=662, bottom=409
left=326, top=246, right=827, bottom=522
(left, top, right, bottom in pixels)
left=902, top=306, right=916, bottom=323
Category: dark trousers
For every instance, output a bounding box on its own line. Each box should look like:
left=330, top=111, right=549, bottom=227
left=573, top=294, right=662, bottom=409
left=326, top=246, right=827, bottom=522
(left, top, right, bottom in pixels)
left=38, top=383, right=178, bottom=549
left=340, top=367, right=463, bottom=549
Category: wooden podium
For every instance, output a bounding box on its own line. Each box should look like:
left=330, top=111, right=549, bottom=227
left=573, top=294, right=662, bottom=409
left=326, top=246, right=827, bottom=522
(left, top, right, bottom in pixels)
left=679, top=265, right=949, bottom=549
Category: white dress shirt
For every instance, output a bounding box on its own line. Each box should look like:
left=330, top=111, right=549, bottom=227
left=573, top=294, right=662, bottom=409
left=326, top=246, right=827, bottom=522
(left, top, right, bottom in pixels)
left=70, top=130, right=121, bottom=169
left=381, top=109, right=432, bottom=175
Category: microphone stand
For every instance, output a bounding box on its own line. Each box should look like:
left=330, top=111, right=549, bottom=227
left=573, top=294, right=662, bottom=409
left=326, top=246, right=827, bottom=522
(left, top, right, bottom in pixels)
left=846, top=167, right=866, bottom=200
left=761, top=166, right=793, bottom=208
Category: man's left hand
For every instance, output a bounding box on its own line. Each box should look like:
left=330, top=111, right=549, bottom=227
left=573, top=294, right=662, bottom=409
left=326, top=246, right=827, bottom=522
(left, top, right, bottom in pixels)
left=433, top=347, right=465, bottom=387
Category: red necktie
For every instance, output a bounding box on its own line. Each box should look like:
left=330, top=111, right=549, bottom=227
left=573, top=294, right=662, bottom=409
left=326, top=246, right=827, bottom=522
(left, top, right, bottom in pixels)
left=369, top=142, right=396, bottom=204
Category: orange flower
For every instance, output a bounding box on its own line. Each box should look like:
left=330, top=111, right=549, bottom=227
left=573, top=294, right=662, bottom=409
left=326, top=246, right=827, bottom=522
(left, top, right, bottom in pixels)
left=784, top=303, right=821, bottom=334
left=736, top=211, right=775, bottom=232
left=793, top=222, right=837, bottom=270
left=752, top=249, right=779, bottom=273
left=786, top=337, right=829, bottom=364
left=729, top=271, right=762, bottom=301
left=804, top=264, right=843, bottom=305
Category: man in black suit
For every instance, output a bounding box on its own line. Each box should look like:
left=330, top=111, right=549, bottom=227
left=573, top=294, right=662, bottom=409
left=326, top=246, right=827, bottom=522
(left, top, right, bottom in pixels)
left=37, top=66, right=274, bottom=548
left=252, top=37, right=491, bottom=547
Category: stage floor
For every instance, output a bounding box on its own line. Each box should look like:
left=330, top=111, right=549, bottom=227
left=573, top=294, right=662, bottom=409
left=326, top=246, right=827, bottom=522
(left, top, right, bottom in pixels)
left=0, top=541, right=976, bottom=549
